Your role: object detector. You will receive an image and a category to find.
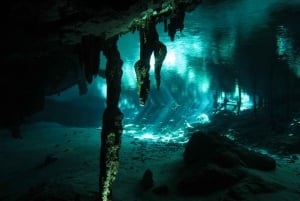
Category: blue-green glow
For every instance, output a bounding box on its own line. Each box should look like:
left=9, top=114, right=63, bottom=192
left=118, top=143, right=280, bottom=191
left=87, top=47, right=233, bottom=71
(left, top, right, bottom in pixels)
left=96, top=79, right=107, bottom=99
left=276, top=25, right=291, bottom=56
left=41, top=0, right=300, bottom=144
left=197, top=113, right=210, bottom=124
left=276, top=25, right=300, bottom=78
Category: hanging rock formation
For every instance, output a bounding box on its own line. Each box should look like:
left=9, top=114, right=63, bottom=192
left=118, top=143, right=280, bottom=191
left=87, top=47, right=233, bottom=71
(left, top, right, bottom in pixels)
left=96, top=1, right=198, bottom=200
left=1, top=1, right=203, bottom=201
left=99, top=36, right=124, bottom=201
left=167, top=1, right=186, bottom=41
left=78, top=34, right=103, bottom=84
left=130, top=0, right=191, bottom=105
left=0, top=0, right=201, bottom=135
left=134, top=13, right=167, bottom=105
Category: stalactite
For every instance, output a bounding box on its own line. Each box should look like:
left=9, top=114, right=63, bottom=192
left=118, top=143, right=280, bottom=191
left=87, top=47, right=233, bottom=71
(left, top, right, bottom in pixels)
left=134, top=60, right=150, bottom=106
left=78, top=35, right=102, bottom=84
left=97, top=2, right=192, bottom=199
left=134, top=14, right=167, bottom=106
left=99, top=36, right=123, bottom=201
left=168, top=2, right=186, bottom=41
left=164, top=18, right=168, bottom=32
left=103, top=36, right=123, bottom=108
left=154, top=44, right=167, bottom=90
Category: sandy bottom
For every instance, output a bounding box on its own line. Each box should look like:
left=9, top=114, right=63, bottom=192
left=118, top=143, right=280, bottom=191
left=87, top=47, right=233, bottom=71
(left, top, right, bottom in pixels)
left=0, top=122, right=300, bottom=201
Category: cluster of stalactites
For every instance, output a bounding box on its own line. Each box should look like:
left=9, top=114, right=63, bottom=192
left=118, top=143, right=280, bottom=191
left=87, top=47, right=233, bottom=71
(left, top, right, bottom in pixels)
left=130, top=1, right=188, bottom=105
left=78, top=34, right=104, bottom=85
left=134, top=14, right=167, bottom=106
left=167, top=1, right=186, bottom=41
left=128, top=0, right=187, bottom=42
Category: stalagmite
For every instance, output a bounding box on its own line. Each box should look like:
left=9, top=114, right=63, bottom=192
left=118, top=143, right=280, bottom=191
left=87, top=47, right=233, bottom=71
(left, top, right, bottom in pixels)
left=99, top=36, right=123, bottom=201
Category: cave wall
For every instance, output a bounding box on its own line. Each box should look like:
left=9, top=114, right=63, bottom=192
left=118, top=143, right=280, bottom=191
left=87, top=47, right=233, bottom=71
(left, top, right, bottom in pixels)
left=0, top=0, right=202, bottom=132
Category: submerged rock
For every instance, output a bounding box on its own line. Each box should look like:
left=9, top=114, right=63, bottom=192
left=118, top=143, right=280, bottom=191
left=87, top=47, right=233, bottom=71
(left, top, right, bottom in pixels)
left=178, top=131, right=277, bottom=196
left=141, top=169, right=154, bottom=190
left=183, top=131, right=276, bottom=170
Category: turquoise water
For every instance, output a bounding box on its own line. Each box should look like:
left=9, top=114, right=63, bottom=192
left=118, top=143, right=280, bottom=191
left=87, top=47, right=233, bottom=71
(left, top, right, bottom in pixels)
left=29, top=0, right=300, bottom=143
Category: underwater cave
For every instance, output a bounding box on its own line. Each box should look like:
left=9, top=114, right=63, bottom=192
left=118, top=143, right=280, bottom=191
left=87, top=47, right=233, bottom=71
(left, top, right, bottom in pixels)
left=1, top=0, right=300, bottom=201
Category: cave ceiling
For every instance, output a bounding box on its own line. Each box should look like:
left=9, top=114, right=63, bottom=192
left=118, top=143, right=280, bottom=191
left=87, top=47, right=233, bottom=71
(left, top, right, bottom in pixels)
left=1, top=0, right=300, bottom=130
left=2, top=0, right=204, bottom=94
left=0, top=0, right=204, bottom=129
left=2, top=0, right=201, bottom=64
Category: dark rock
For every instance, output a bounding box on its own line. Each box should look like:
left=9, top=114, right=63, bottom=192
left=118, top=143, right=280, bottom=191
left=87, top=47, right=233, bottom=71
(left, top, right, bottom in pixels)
left=234, top=148, right=276, bottom=171
left=223, top=175, right=284, bottom=201
left=178, top=131, right=280, bottom=197
left=177, top=164, right=246, bottom=196
left=141, top=169, right=154, bottom=190
left=152, top=185, right=169, bottom=196
left=36, top=154, right=58, bottom=169
left=184, top=131, right=276, bottom=171
left=183, top=131, right=225, bottom=165
left=245, top=176, right=283, bottom=193
left=16, top=182, right=82, bottom=201
left=214, top=151, right=241, bottom=168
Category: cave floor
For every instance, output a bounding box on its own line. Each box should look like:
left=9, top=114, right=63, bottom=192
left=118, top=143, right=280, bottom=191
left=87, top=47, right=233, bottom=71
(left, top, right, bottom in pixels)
left=0, top=119, right=300, bottom=201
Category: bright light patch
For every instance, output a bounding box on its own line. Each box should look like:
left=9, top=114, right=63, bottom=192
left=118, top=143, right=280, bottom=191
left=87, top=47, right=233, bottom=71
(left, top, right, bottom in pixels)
left=119, top=98, right=137, bottom=110
left=201, top=83, right=209, bottom=93
left=165, top=49, right=176, bottom=66
left=122, top=62, right=137, bottom=90
left=161, top=43, right=187, bottom=74
left=125, top=127, right=189, bottom=144
left=217, top=92, right=226, bottom=104
left=247, top=147, right=278, bottom=159
left=275, top=25, right=300, bottom=78
left=241, top=93, right=250, bottom=102
left=201, top=81, right=209, bottom=93
left=150, top=50, right=176, bottom=71
left=124, top=123, right=135, bottom=128
left=277, top=37, right=286, bottom=56
left=135, top=133, right=159, bottom=140
left=234, top=81, right=239, bottom=97
left=188, top=70, right=195, bottom=80
left=240, top=92, right=252, bottom=110
left=150, top=54, right=155, bottom=70
left=276, top=25, right=291, bottom=56
left=216, top=89, right=253, bottom=112
left=96, top=80, right=107, bottom=98
left=141, top=133, right=155, bottom=139
left=127, top=130, right=137, bottom=134
left=192, top=41, right=203, bottom=54
left=197, top=113, right=210, bottom=124
left=150, top=49, right=176, bottom=70
left=161, top=135, right=172, bottom=142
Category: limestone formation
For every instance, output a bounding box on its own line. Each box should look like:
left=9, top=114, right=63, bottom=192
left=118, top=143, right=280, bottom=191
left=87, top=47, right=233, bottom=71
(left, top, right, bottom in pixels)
left=134, top=13, right=167, bottom=105
left=1, top=1, right=204, bottom=201
left=100, top=36, right=123, bottom=201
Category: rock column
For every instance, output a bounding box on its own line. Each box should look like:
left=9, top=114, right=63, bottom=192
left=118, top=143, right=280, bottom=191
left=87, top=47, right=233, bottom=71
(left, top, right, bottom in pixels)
left=99, top=36, right=123, bottom=201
